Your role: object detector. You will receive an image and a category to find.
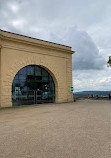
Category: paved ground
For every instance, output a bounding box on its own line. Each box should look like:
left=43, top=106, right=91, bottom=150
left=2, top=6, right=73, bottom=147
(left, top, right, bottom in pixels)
left=0, top=100, right=111, bottom=158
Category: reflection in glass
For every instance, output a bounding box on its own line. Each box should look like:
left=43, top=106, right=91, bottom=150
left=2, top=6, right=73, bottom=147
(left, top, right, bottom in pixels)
left=12, top=65, right=55, bottom=106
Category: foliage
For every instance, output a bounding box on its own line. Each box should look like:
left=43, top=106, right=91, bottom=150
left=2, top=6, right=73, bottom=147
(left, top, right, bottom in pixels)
left=107, top=56, right=111, bottom=66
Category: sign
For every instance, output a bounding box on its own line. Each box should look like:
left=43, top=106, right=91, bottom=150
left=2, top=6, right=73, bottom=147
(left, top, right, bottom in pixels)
left=69, top=86, right=74, bottom=92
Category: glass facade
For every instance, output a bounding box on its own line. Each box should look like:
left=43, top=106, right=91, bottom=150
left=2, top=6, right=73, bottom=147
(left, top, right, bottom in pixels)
left=12, top=65, right=55, bottom=106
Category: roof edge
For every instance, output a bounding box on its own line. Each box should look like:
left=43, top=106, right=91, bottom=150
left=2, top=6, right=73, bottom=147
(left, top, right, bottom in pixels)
left=0, top=29, right=75, bottom=53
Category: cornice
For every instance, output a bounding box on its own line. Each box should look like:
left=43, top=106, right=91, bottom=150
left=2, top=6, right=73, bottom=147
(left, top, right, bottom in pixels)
left=0, top=29, right=75, bottom=54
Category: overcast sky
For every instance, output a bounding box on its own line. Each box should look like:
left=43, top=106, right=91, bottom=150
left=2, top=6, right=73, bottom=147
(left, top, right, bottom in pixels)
left=0, top=0, right=111, bottom=91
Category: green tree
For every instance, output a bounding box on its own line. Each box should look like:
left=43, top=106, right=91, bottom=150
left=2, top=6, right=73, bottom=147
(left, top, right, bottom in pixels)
left=107, top=56, right=111, bottom=67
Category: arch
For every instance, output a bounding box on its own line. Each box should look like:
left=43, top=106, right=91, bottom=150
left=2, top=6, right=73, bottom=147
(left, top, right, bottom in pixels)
left=12, top=65, right=56, bottom=106
left=3, top=56, right=61, bottom=107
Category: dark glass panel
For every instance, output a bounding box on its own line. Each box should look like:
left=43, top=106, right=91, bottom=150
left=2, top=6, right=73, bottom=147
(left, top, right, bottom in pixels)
left=35, top=66, right=41, bottom=76
left=49, top=81, right=54, bottom=91
left=42, top=69, right=48, bottom=76
left=27, top=66, right=34, bottom=75
left=14, top=74, right=19, bottom=80
left=18, top=67, right=27, bottom=75
left=42, top=76, right=48, bottom=82
left=12, top=65, right=55, bottom=106
left=19, top=74, right=26, bottom=80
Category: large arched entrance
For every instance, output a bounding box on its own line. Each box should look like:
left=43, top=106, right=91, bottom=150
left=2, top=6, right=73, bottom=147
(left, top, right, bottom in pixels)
left=12, top=65, right=55, bottom=106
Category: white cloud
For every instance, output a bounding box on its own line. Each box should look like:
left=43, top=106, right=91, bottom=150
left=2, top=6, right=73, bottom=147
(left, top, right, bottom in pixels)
left=9, top=4, right=19, bottom=13
left=63, top=27, right=106, bottom=70
left=0, top=0, right=111, bottom=91
left=11, top=19, right=25, bottom=28
left=73, top=68, right=111, bottom=91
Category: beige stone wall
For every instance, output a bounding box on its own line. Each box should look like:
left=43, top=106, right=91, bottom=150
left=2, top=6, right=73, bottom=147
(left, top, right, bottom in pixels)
left=0, top=47, right=1, bottom=107
left=0, top=30, right=74, bottom=107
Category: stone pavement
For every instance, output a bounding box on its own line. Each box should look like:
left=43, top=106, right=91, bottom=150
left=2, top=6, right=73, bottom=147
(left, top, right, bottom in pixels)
left=0, top=100, right=111, bottom=158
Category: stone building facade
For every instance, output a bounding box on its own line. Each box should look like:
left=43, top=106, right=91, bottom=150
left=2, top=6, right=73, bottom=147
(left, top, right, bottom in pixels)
left=0, top=30, right=74, bottom=107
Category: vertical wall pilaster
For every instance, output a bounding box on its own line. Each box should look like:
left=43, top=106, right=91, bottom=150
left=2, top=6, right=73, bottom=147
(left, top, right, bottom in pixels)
left=0, top=46, right=1, bottom=107
left=66, top=58, right=73, bottom=102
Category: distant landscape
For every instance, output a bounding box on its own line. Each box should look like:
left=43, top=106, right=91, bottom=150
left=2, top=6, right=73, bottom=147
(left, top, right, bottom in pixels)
left=73, top=91, right=111, bottom=98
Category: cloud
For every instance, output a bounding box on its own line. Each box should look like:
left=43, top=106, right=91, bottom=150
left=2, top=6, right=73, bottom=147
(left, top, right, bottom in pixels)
left=0, top=0, right=111, bottom=91
left=0, top=0, right=106, bottom=72
left=73, top=68, right=111, bottom=91
left=63, top=27, right=106, bottom=70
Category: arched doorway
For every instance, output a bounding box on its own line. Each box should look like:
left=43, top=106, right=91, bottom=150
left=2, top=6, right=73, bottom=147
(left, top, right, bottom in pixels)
left=12, top=65, right=55, bottom=106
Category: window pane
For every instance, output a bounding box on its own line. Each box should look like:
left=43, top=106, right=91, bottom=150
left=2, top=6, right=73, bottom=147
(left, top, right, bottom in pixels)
left=12, top=65, right=55, bottom=106
left=18, top=67, right=27, bottom=75
left=42, top=76, right=48, bottom=81
left=14, top=74, right=19, bottom=80
left=35, top=67, right=41, bottom=76
left=19, top=74, right=26, bottom=80
left=27, top=66, right=34, bottom=75
left=42, top=69, right=48, bottom=76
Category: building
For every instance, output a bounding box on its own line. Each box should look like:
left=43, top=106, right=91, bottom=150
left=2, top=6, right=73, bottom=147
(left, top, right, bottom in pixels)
left=0, top=29, right=74, bottom=107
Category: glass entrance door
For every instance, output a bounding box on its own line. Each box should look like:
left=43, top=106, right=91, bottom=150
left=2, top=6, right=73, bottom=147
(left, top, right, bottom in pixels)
left=34, top=90, right=42, bottom=104
left=27, top=90, right=42, bottom=104
left=12, top=65, right=55, bottom=106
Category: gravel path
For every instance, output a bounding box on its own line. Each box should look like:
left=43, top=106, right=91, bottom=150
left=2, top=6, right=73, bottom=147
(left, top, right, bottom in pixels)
left=0, top=100, right=111, bottom=158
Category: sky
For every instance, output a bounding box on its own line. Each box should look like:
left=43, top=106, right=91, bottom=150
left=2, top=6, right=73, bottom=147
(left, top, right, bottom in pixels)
left=0, top=0, right=111, bottom=91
